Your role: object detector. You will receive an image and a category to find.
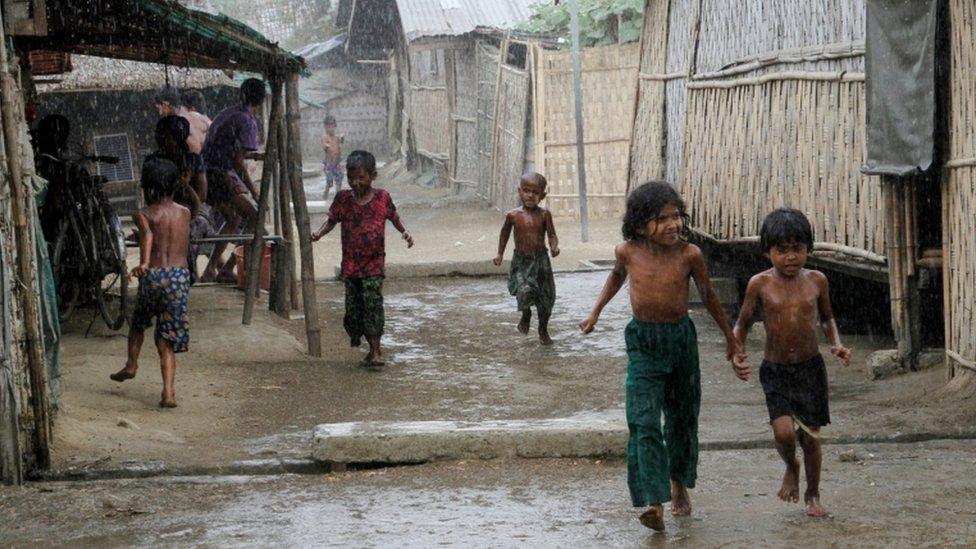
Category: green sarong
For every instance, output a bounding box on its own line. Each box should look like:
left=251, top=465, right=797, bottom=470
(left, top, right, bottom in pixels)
left=625, top=316, right=700, bottom=507
left=507, top=250, right=556, bottom=322
left=344, top=277, right=384, bottom=345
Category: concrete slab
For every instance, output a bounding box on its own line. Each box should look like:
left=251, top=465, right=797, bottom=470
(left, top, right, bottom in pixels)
left=312, top=418, right=627, bottom=464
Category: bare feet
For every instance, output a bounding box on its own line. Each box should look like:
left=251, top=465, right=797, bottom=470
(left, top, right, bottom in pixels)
left=159, top=391, right=177, bottom=408
left=110, top=362, right=137, bottom=382
left=805, top=494, right=828, bottom=517
left=538, top=326, right=553, bottom=345
left=778, top=459, right=801, bottom=503
left=517, top=310, right=531, bottom=334
left=365, top=350, right=385, bottom=367
left=670, top=480, right=692, bottom=516
left=638, top=505, right=665, bottom=531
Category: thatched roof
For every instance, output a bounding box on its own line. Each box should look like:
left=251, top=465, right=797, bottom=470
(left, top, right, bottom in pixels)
left=36, top=55, right=235, bottom=93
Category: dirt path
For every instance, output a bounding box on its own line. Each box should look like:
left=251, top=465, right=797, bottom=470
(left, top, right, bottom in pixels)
left=5, top=441, right=976, bottom=546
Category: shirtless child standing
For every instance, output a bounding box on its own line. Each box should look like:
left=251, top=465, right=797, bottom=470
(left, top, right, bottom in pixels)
left=493, top=172, right=559, bottom=345
left=110, top=157, right=192, bottom=408
left=321, top=115, right=345, bottom=199
left=732, top=208, right=851, bottom=517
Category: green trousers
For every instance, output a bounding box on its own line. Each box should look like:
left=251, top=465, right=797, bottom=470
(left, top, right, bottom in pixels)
left=344, top=277, right=384, bottom=345
left=507, top=250, right=556, bottom=322
left=625, top=316, right=701, bottom=507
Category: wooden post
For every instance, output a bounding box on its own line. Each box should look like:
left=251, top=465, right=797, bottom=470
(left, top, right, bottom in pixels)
left=277, top=116, right=301, bottom=311
left=0, top=149, right=23, bottom=486
left=883, top=176, right=920, bottom=370
left=445, top=49, right=458, bottom=193
left=244, top=75, right=283, bottom=325
left=285, top=72, right=322, bottom=356
left=0, top=22, right=50, bottom=470
left=269, top=118, right=290, bottom=316
left=569, top=0, right=589, bottom=241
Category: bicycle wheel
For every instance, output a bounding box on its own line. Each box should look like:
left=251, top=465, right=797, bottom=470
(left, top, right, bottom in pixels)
left=91, top=199, right=129, bottom=330
left=53, top=211, right=92, bottom=320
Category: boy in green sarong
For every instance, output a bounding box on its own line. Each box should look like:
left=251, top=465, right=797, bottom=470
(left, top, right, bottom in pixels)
left=579, top=181, right=744, bottom=531
left=494, top=172, right=560, bottom=345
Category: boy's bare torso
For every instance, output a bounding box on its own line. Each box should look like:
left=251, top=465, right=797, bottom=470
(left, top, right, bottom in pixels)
left=141, top=201, right=191, bottom=269
left=322, top=133, right=342, bottom=163
left=619, top=240, right=694, bottom=323
left=507, top=207, right=552, bottom=255
left=753, top=268, right=825, bottom=364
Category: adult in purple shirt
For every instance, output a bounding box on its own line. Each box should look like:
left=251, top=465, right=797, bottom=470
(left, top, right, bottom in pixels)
left=200, top=78, right=266, bottom=283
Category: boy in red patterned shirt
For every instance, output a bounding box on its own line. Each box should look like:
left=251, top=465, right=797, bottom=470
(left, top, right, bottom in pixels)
left=312, top=151, right=413, bottom=366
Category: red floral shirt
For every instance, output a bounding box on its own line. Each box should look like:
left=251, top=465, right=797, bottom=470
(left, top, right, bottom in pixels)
left=328, top=188, right=397, bottom=279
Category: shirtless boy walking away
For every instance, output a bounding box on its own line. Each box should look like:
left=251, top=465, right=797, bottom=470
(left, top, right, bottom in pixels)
left=312, top=150, right=413, bottom=367
left=732, top=208, right=851, bottom=518
left=493, top=172, right=560, bottom=345
left=321, top=115, right=345, bottom=199
left=110, top=157, right=192, bottom=408
left=579, top=181, right=743, bottom=531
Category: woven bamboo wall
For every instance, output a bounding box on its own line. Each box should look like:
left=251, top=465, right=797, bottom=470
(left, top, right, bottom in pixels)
left=630, top=0, right=879, bottom=255
left=681, top=77, right=881, bottom=255
left=407, top=48, right=450, bottom=160
left=944, top=0, right=976, bottom=377
left=453, top=46, right=480, bottom=189
left=536, top=43, right=639, bottom=219
left=489, top=63, right=531, bottom=211
left=475, top=42, right=501, bottom=199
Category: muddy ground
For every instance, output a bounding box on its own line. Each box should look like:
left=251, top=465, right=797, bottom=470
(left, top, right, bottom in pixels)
left=3, top=441, right=975, bottom=547
left=51, top=268, right=973, bottom=472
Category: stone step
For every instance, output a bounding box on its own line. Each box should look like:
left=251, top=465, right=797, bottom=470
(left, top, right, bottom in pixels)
left=312, top=419, right=627, bottom=465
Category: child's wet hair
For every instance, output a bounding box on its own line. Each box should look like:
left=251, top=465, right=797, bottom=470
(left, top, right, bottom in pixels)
left=155, top=115, right=190, bottom=147
left=181, top=89, right=207, bottom=113
left=346, top=150, right=377, bottom=174
left=760, top=208, right=814, bottom=253
left=141, top=156, right=180, bottom=203
left=622, top=181, right=690, bottom=241
left=240, top=78, right=267, bottom=106
left=323, top=114, right=337, bottom=126
left=520, top=172, right=547, bottom=193
left=154, top=86, right=181, bottom=108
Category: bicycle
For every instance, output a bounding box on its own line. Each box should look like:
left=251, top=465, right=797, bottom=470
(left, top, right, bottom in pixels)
left=42, top=154, right=129, bottom=330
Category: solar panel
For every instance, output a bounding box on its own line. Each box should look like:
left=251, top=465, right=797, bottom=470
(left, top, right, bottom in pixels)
left=92, top=133, right=134, bottom=182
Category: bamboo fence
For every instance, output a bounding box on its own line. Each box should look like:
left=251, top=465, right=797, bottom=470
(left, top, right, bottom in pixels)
left=944, top=0, right=976, bottom=378
left=474, top=41, right=501, bottom=200
left=535, top=42, right=640, bottom=219
left=488, top=56, right=531, bottom=211
left=451, top=45, right=480, bottom=191
left=630, top=0, right=881, bottom=257
left=407, top=48, right=451, bottom=162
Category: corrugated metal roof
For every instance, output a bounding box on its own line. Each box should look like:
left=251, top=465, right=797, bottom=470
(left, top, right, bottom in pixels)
left=396, top=0, right=544, bottom=42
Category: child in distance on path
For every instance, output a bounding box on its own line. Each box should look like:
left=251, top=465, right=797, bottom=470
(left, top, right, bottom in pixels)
left=579, top=181, right=744, bottom=531
left=110, top=157, right=192, bottom=408
left=493, top=172, right=560, bottom=345
left=732, top=208, right=851, bottom=518
left=321, top=115, right=345, bottom=199
left=312, top=150, right=413, bottom=367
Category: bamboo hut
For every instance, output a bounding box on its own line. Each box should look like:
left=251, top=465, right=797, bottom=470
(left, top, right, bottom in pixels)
left=628, top=0, right=976, bottom=385
left=1, top=0, right=318, bottom=485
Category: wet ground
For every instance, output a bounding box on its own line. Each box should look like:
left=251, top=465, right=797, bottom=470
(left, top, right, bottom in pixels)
left=4, top=440, right=975, bottom=547
left=52, top=267, right=966, bottom=472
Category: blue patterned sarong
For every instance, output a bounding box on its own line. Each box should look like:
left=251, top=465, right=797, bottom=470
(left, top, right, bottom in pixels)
left=131, top=267, right=191, bottom=353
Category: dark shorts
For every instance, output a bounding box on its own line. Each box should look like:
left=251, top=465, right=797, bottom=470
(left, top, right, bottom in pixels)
left=131, top=267, right=191, bottom=353
left=759, top=354, right=830, bottom=427
left=206, top=169, right=249, bottom=206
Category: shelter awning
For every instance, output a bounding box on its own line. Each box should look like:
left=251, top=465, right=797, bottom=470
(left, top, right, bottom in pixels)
left=13, top=0, right=305, bottom=75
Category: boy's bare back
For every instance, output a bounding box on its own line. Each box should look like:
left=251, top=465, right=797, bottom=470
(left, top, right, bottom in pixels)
left=506, top=206, right=555, bottom=255
left=742, top=268, right=829, bottom=365
left=616, top=240, right=704, bottom=323
left=137, top=200, right=191, bottom=269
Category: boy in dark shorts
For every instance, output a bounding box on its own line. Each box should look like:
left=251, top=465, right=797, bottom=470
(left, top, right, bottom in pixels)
left=110, top=157, right=192, bottom=408
left=733, top=207, right=851, bottom=517
left=312, top=150, right=414, bottom=366
left=321, top=115, right=345, bottom=199
left=579, top=181, right=743, bottom=531
left=493, top=172, right=560, bottom=345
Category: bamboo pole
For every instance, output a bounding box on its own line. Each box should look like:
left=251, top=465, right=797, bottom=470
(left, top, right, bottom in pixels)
left=243, top=75, right=283, bottom=325
left=569, top=0, right=589, bottom=242
left=0, top=18, right=50, bottom=471
left=277, top=118, right=301, bottom=311
left=284, top=72, right=322, bottom=356
left=445, top=49, right=458, bottom=193
left=0, top=152, right=23, bottom=486
left=270, top=119, right=290, bottom=316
